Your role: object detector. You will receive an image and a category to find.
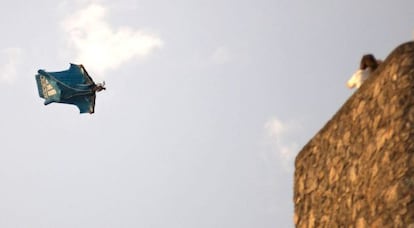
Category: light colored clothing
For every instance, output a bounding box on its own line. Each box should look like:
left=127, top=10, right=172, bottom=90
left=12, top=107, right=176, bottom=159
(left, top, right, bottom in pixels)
left=347, top=69, right=371, bottom=89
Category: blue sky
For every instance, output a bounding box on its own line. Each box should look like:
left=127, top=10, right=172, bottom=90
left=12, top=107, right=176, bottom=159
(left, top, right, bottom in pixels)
left=1, top=0, right=414, bottom=227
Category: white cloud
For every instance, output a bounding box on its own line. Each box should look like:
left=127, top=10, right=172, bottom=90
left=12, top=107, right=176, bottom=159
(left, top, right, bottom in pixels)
left=61, top=3, right=163, bottom=76
left=210, top=47, right=231, bottom=64
left=0, top=48, right=23, bottom=83
left=264, top=117, right=302, bottom=171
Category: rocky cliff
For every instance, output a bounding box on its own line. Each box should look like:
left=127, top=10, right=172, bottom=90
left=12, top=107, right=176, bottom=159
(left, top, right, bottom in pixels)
left=294, top=41, right=414, bottom=227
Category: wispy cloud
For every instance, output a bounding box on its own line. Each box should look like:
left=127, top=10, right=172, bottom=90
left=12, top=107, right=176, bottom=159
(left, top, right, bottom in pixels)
left=0, top=48, right=23, bottom=83
left=264, top=117, right=302, bottom=171
left=61, top=3, right=163, bottom=76
left=210, top=47, right=232, bottom=64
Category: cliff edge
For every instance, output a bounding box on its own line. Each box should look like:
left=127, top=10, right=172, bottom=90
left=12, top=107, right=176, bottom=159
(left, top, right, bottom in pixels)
left=294, top=41, right=414, bottom=227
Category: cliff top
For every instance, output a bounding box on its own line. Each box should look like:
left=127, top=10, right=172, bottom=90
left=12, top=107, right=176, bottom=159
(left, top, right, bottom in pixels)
left=296, top=41, right=414, bottom=163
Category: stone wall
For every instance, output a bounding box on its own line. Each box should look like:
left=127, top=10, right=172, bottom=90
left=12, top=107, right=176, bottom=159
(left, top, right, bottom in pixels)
left=294, top=41, right=414, bottom=228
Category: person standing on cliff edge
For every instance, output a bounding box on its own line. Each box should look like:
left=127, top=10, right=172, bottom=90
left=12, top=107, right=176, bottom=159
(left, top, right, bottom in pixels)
left=347, top=54, right=382, bottom=89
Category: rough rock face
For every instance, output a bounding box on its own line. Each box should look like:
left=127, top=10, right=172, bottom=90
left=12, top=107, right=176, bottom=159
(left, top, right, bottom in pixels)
left=294, top=41, right=414, bottom=228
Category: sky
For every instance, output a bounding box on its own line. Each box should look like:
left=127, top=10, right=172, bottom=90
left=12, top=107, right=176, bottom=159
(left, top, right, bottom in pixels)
left=0, top=0, right=414, bottom=227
